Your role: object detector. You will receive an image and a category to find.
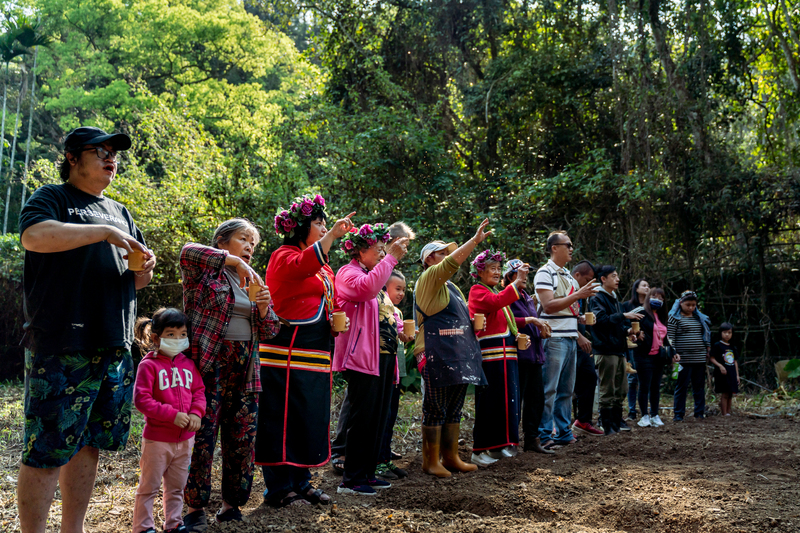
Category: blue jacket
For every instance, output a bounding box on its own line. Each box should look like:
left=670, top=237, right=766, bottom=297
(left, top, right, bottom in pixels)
left=668, top=300, right=711, bottom=345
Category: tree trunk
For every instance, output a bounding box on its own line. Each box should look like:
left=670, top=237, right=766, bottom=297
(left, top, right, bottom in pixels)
left=2, top=72, right=24, bottom=234
left=756, top=229, right=771, bottom=381
left=20, top=46, right=37, bottom=208
left=0, top=63, right=9, bottom=200
left=645, top=0, right=711, bottom=162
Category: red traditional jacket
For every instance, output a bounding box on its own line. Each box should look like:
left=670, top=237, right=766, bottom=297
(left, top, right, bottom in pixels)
left=180, top=243, right=280, bottom=393
left=266, top=242, right=340, bottom=325
left=468, top=283, right=522, bottom=339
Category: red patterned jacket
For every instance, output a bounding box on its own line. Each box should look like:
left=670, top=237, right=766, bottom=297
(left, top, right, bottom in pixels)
left=180, top=243, right=280, bottom=392
left=265, top=242, right=340, bottom=325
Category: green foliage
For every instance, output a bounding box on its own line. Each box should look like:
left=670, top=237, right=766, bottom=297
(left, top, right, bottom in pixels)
left=0, top=0, right=799, bottom=383
left=0, top=233, right=22, bottom=282
left=785, top=359, right=800, bottom=380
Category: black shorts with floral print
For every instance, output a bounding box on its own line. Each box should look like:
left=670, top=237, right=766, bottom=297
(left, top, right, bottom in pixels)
left=22, top=347, right=134, bottom=468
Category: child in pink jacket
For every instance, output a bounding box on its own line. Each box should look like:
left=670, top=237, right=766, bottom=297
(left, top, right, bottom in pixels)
left=132, top=308, right=206, bottom=533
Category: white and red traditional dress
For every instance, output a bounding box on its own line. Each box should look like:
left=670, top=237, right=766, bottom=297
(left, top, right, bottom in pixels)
left=468, top=283, right=522, bottom=452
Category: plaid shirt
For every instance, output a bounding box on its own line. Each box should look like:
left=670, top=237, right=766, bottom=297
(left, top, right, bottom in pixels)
left=180, top=243, right=280, bottom=393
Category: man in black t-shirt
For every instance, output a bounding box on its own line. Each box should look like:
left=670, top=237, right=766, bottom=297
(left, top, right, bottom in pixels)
left=17, top=127, right=156, bottom=533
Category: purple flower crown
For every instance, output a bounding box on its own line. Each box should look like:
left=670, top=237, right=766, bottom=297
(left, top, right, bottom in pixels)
left=340, top=223, right=391, bottom=252
left=470, top=249, right=507, bottom=279
left=274, top=194, right=327, bottom=238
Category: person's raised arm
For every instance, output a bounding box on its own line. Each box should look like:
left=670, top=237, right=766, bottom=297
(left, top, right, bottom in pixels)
left=317, top=212, right=356, bottom=256
left=449, top=219, right=493, bottom=266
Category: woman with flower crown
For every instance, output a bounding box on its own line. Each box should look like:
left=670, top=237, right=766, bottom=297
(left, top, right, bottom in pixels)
left=255, top=195, right=355, bottom=508
left=467, top=249, right=530, bottom=467
left=332, top=223, right=409, bottom=496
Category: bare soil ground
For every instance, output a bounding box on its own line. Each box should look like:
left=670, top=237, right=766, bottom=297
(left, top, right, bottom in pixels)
left=2, top=383, right=800, bottom=533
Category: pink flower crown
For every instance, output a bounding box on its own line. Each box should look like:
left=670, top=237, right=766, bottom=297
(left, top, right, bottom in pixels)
left=340, top=223, right=391, bottom=252
left=470, top=249, right=507, bottom=279
left=274, top=194, right=327, bottom=238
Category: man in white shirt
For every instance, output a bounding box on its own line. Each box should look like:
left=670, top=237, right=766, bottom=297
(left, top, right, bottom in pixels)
left=534, top=231, right=596, bottom=448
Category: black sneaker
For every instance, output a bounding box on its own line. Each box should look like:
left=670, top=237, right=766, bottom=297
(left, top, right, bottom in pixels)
left=390, top=451, right=402, bottom=460
left=215, top=507, right=243, bottom=523
left=164, top=526, right=187, bottom=533
left=388, top=461, right=408, bottom=478
left=366, top=478, right=392, bottom=489
left=618, top=419, right=632, bottom=432
left=138, top=529, right=156, bottom=533
left=182, top=510, right=207, bottom=533
left=337, top=483, right=377, bottom=496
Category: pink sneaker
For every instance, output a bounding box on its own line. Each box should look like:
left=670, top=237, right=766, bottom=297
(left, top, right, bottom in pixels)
left=572, top=420, right=603, bottom=436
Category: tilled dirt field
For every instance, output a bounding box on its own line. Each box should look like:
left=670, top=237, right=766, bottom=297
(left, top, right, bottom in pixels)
left=2, top=393, right=800, bottom=533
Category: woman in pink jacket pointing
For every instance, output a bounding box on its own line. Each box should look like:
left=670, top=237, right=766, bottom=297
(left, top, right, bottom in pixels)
left=333, top=224, right=408, bottom=495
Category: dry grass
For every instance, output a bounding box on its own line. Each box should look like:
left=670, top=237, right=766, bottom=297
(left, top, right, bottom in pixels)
left=0, top=379, right=798, bottom=532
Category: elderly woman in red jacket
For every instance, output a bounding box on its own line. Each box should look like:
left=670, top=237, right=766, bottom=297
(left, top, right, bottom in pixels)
left=256, top=195, right=354, bottom=508
left=467, top=249, right=529, bottom=467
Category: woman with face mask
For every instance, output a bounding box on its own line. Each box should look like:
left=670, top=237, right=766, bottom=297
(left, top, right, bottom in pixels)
left=633, top=288, right=675, bottom=428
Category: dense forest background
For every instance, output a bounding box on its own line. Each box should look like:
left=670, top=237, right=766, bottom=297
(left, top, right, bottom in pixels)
left=0, top=0, right=798, bottom=384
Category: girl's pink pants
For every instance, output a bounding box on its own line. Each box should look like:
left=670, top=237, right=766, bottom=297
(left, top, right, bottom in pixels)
left=132, top=437, right=194, bottom=532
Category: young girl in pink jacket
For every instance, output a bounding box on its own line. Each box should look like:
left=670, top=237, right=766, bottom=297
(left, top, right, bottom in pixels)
left=132, top=308, right=206, bottom=533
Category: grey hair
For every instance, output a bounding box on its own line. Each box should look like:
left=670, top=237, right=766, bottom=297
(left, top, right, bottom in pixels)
left=388, top=221, right=416, bottom=241
left=211, top=218, right=260, bottom=248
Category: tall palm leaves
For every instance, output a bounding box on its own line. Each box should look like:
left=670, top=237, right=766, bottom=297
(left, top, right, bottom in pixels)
left=0, top=14, right=48, bottom=234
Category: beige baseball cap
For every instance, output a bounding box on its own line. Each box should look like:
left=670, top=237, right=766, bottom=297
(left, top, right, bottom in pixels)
left=419, top=240, right=457, bottom=264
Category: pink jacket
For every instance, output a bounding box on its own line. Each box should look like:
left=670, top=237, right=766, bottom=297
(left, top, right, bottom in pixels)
left=133, top=351, right=206, bottom=443
left=333, top=256, right=399, bottom=376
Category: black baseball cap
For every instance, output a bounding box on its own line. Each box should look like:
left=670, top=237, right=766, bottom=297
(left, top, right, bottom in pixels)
left=64, top=126, right=131, bottom=153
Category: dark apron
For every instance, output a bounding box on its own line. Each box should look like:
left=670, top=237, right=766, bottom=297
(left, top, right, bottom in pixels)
left=255, top=318, right=332, bottom=467
left=415, top=281, right=486, bottom=388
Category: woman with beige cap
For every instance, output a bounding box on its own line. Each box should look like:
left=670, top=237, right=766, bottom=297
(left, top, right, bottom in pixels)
left=412, top=219, right=492, bottom=478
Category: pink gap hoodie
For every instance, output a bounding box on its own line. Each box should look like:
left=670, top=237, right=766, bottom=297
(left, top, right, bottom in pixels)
left=133, top=351, right=206, bottom=443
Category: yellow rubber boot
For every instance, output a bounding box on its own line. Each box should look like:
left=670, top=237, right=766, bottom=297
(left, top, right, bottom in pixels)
left=422, top=426, right=452, bottom=478
left=441, top=423, right=478, bottom=473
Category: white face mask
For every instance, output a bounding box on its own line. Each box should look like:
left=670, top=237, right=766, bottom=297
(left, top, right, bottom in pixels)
left=158, top=337, right=190, bottom=357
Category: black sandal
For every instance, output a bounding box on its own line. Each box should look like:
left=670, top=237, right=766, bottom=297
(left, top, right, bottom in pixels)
left=302, top=487, right=331, bottom=505
left=267, top=491, right=308, bottom=508
left=330, top=457, right=345, bottom=475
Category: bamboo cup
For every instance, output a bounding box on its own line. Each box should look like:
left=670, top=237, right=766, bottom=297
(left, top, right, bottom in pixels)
left=127, top=251, right=146, bottom=271
left=332, top=312, right=347, bottom=332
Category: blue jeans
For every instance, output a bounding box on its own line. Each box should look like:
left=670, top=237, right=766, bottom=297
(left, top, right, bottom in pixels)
left=627, top=350, right=638, bottom=415
left=538, top=337, right=577, bottom=443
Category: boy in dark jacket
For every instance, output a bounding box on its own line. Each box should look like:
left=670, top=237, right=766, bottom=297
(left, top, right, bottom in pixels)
left=588, top=266, right=642, bottom=435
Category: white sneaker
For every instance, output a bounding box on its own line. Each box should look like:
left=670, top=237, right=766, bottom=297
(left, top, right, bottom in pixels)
left=486, top=449, right=505, bottom=460
left=502, top=446, right=518, bottom=457
left=471, top=452, right=499, bottom=467
left=637, top=415, right=652, bottom=427
left=650, top=415, right=665, bottom=427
